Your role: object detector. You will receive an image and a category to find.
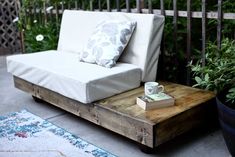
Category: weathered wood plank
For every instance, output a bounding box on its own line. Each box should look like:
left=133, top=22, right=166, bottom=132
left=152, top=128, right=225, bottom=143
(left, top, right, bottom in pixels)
left=99, top=81, right=215, bottom=124
left=14, top=76, right=154, bottom=147
left=14, top=76, right=215, bottom=148
left=155, top=99, right=215, bottom=146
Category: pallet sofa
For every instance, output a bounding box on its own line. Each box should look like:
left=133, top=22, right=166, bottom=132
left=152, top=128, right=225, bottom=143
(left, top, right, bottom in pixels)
left=7, top=10, right=216, bottom=150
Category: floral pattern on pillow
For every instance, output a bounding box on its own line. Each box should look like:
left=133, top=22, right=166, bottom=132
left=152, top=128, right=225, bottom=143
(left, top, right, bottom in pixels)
left=80, top=20, right=137, bottom=68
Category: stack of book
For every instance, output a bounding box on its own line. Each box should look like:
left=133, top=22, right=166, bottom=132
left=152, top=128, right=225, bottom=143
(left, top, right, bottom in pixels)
left=136, top=93, right=175, bottom=110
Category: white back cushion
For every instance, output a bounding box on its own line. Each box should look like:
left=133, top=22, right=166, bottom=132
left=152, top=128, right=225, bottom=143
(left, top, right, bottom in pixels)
left=57, top=10, right=165, bottom=82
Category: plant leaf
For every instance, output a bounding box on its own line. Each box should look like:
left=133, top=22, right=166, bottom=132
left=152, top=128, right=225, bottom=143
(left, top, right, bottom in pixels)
left=195, top=76, right=202, bottom=84
left=205, top=73, right=209, bottom=82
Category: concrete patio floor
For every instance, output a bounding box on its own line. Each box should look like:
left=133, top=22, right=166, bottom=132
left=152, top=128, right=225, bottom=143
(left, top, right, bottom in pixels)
left=0, top=55, right=231, bottom=157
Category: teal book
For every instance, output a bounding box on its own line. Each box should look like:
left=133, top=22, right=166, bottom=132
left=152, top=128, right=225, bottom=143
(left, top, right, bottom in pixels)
left=136, top=93, right=175, bottom=110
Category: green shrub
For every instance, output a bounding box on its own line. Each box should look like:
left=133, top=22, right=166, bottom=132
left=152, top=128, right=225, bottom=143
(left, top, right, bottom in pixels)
left=23, top=22, right=59, bottom=53
left=190, top=38, right=235, bottom=103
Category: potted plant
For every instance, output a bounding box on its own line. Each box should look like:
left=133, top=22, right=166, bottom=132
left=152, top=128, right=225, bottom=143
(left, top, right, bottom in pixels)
left=190, top=38, right=235, bottom=156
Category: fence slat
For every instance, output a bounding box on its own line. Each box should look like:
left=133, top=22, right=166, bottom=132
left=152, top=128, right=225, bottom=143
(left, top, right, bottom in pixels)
left=186, top=0, right=192, bottom=85
left=16, top=0, right=24, bottom=53
left=61, top=0, right=64, bottom=11
left=107, top=0, right=111, bottom=12
left=136, top=0, right=141, bottom=13
left=33, top=0, right=37, bottom=20
left=173, top=0, right=178, bottom=55
left=67, top=1, right=71, bottom=9
left=48, top=0, right=53, bottom=21
left=217, top=0, right=222, bottom=50
left=43, top=1, right=47, bottom=24
left=202, top=0, right=206, bottom=67
left=116, top=0, right=120, bottom=11
left=90, top=0, right=94, bottom=11
left=81, top=0, right=85, bottom=10
left=160, top=0, right=165, bottom=15
left=28, top=1, right=32, bottom=22
left=148, top=0, right=152, bottom=14
left=38, top=1, right=42, bottom=25
left=75, top=1, right=78, bottom=10
left=98, top=0, right=102, bottom=11
left=159, top=0, right=166, bottom=80
left=55, top=2, right=59, bottom=28
left=126, top=0, right=130, bottom=12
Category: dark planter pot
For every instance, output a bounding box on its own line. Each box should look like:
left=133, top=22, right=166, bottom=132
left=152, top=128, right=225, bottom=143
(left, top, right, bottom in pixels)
left=216, top=97, right=235, bottom=156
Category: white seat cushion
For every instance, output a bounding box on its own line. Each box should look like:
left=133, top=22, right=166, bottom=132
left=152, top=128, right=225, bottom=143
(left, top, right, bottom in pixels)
left=7, top=51, right=141, bottom=103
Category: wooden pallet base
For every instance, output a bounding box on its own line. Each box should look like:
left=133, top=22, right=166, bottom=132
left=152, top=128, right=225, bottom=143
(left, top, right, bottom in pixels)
left=14, top=76, right=216, bottom=148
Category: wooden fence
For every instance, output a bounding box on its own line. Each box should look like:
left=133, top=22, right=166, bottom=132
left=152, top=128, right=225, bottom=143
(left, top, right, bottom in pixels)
left=0, top=0, right=21, bottom=55
left=13, top=0, right=235, bottom=84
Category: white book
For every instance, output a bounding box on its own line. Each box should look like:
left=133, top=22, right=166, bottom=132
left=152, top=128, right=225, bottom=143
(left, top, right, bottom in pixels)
left=136, top=93, right=175, bottom=110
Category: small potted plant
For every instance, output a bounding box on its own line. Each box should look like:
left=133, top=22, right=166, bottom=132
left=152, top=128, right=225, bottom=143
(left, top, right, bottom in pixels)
left=190, top=38, right=235, bottom=156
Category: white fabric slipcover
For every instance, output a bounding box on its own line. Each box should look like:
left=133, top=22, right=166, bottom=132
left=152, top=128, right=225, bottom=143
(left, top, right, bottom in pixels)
left=58, top=10, right=165, bottom=82
left=7, top=51, right=141, bottom=103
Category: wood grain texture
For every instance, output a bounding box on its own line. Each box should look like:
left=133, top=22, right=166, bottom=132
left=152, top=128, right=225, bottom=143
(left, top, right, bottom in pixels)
left=14, top=76, right=154, bottom=147
left=99, top=81, right=215, bottom=124
left=14, top=76, right=215, bottom=148
left=155, top=99, right=215, bottom=146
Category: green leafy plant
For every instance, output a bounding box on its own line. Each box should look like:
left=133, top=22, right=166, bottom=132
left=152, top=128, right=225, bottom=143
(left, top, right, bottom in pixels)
left=18, top=0, right=59, bottom=53
left=23, top=22, right=59, bottom=53
left=190, top=38, right=235, bottom=104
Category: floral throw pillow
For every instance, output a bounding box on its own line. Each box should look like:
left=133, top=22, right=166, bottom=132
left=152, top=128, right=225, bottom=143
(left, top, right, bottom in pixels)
left=80, top=20, right=137, bottom=68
